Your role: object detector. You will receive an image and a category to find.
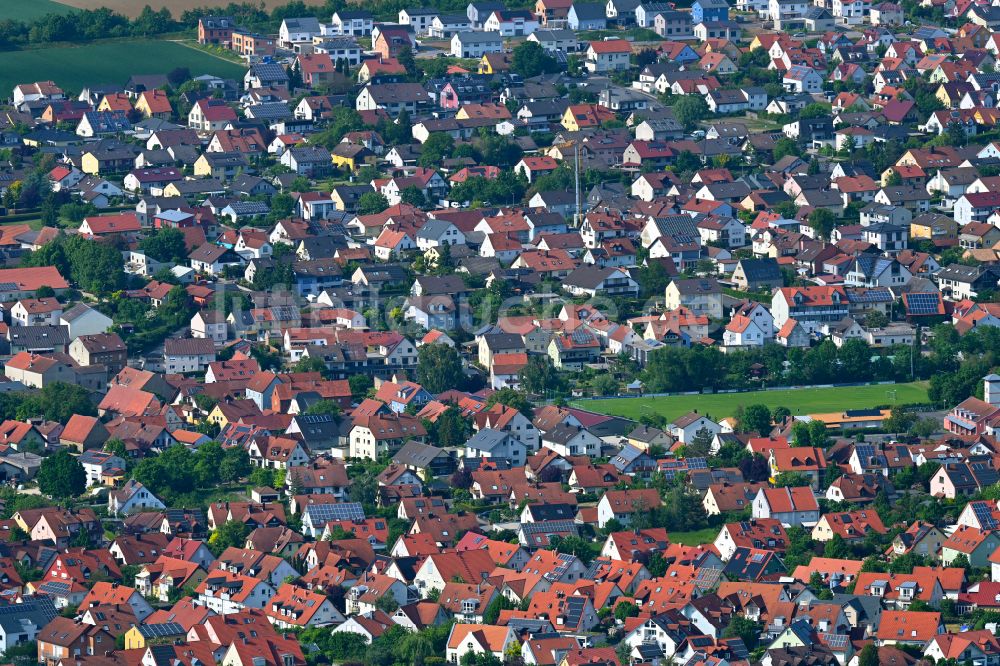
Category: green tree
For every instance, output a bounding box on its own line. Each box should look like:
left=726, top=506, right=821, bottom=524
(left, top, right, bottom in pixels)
left=485, top=387, right=533, bottom=416
left=858, top=643, right=879, bottom=666
left=884, top=406, right=917, bottom=434
left=416, top=344, right=463, bottom=393
left=519, top=356, right=565, bottom=396
left=357, top=192, right=389, bottom=215
left=672, top=95, right=710, bottom=131
left=685, top=429, right=715, bottom=457
left=140, top=228, right=188, bottom=263
left=808, top=208, right=836, bottom=241
left=375, top=594, right=400, bottom=614
left=399, top=185, right=427, bottom=208
left=428, top=406, right=471, bottom=449
left=15, top=382, right=96, bottom=423
left=219, top=446, right=251, bottom=483
left=614, top=601, right=640, bottom=621
left=349, top=374, right=373, bottom=401
left=592, top=374, right=618, bottom=396
left=37, top=451, right=86, bottom=498
left=482, top=595, right=515, bottom=624
left=722, top=616, right=761, bottom=649
left=511, top=41, right=560, bottom=77
left=807, top=419, right=828, bottom=448
left=773, top=472, right=812, bottom=487
left=791, top=421, right=811, bottom=446
left=738, top=404, right=772, bottom=435
left=772, top=137, right=799, bottom=162
left=799, top=103, right=832, bottom=119
left=305, top=400, right=343, bottom=419
left=419, top=133, right=455, bottom=168
left=208, top=520, right=251, bottom=556
left=103, top=439, right=127, bottom=459
left=548, top=535, right=599, bottom=564
left=946, top=120, right=968, bottom=147
left=637, top=260, right=673, bottom=299
left=823, top=533, right=851, bottom=559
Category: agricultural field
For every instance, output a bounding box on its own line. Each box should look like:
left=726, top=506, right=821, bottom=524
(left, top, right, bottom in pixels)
left=571, top=381, right=931, bottom=422
left=0, top=0, right=75, bottom=21
left=54, top=0, right=327, bottom=18
left=0, top=39, right=245, bottom=95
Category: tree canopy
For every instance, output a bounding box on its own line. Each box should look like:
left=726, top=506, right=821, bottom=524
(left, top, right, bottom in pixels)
left=416, top=344, right=464, bottom=393
left=37, top=451, right=86, bottom=498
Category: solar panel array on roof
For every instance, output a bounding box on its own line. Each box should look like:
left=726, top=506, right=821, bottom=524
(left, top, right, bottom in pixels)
left=547, top=553, right=575, bottom=581
left=686, top=457, right=708, bottom=469
left=299, top=414, right=335, bottom=424
left=725, top=638, right=750, bottom=659
left=820, top=633, right=849, bottom=649
left=844, top=409, right=882, bottom=417
left=139, top=622, right=185, bottom=638
left=694, top=567, right=722, bottom=590
left=520, top=520, right=579, bottom=535
left=37, top=581, right=70, bottom=594
left=271, top=306, right=299, bottom=320
left=304, top=502, right=365, bottom=522
left=905, top=292, right=942, bottom=315
left=0, top=283, right=18, bottom=291
left=973, top=502, right=998, bottom=530
left=563, top=596, right=586, bottom=628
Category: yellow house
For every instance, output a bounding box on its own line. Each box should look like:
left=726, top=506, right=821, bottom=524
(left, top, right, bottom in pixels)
left=331, top=144, right=372, bottom=172
left=935, top=84, right=964, bottom=109
left=627, top=425, right=672, bottom=452
left=206, top=403, right=233, bottom=429
left=135, top=90, right=173, bottom=119
left=479, top=52, right=509, bottom=74
left=206, top=400, right=260, bottom=429
left=559, top=104, right=613, bottom=132
left=561, top=107, right=582, bottom=132
left=193, top=154, right=215, bottom=178
left=97, top=93, right=132, bottom=113
left=910, top=215, right=957, bottom=240
left=161, top=182, right=186, bottom=198
left=80, top=153, right=102, bottom=175
left=80, top=150, right=135, bottom=176
left=123, top=623, right=187, bottom=650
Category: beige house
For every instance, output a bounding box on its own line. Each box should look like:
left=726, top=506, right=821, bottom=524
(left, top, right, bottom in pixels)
left=664, top=278, right=723, bottom=319
left=4, top=352, right=75, bottom=389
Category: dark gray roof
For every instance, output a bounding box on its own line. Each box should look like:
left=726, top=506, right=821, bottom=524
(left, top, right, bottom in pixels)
left=0, top=597, right=57, bottom=635
left=465, top=428, right=514, bottom=452
left=163, top=337, right=216, bottom=356
left=394, top=441, right=448, bottom=467
left=737, top=258, right=781, bottom=281
left=282, top=17, right=321, bottom=31
left=7, top=325, right=70, bottom=349
left=571, top=3, right=607, bottom=19
left=249, top=63, right=288, bottom=82
left=564, top=265, right=622, bottom=290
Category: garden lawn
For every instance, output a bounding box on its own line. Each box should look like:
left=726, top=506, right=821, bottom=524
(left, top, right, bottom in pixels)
left=0, top=0, right=74, bottom=21
left=571, top=381, right=930, bottom=422
left=667, top=527, right=720, bottom=546
left=0, top=39, right=245, bottom=94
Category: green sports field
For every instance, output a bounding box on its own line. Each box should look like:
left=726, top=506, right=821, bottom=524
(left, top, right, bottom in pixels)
left=0, top=39, right=245, bottom=95
left=0, top=0, right=74, bottom=21
left=571, top=381, right=931, bottom=422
